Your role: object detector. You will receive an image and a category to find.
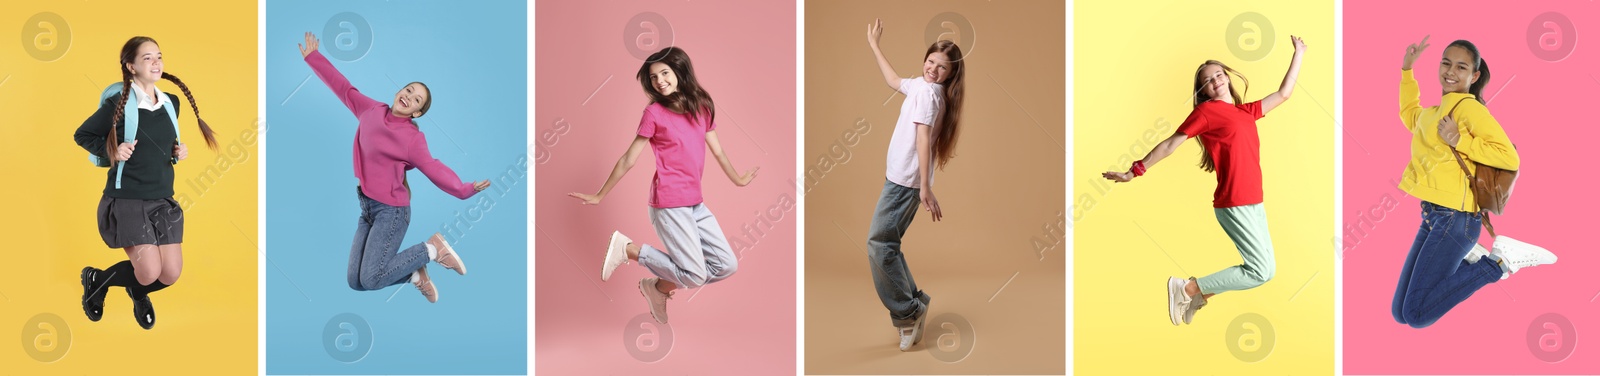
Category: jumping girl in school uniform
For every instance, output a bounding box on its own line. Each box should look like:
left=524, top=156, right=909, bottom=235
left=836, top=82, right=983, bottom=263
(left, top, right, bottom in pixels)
left=76, top=36, right=219, bottom=329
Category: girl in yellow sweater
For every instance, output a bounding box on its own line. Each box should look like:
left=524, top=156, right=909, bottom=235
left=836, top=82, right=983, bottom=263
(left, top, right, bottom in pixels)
left=1389, top=36, right=1555, bottom=328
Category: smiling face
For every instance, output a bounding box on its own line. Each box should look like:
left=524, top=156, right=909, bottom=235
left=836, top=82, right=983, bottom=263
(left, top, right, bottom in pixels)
left=124, top=41, right=162, bottom=85
left=922, top=51, right=953, bottom=84
left=391, top=82, right=430, bottom=118
left=1198, top=64, right=1232, bottom=103
left=1439, top=45, right=1480, bottom=94
left=647, top=62, right=678, bottom=96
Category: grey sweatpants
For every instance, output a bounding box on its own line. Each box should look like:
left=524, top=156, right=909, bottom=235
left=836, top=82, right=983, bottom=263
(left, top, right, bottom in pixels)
left=637, top=203, right=739, bottom=289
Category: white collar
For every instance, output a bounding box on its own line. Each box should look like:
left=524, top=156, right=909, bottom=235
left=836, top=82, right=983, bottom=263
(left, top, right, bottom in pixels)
left=129, top=80, right=166, bottom=111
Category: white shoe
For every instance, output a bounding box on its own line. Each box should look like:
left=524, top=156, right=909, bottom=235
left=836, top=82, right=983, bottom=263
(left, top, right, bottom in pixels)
left=1182, top=287, right=1207, bottom=325
left=602, top=231, right=632, bottom=281
left=1491, top=235, right=1556, bottom=279
left=1463, top=243, right=1490, bottom=264
left=897, top=294, right=932, bottom=351
left=1167, top=277, right=1192, bottom=326
left=638, top=277, right=671, bottom=324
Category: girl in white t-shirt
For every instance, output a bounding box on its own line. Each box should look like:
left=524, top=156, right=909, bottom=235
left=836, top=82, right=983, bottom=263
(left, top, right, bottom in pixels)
left=863, top=18, right=966, bottom=351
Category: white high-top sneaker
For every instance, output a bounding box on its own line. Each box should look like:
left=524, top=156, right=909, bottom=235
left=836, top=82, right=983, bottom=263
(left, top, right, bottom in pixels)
left=1490, top=236, right=1557, bottom=280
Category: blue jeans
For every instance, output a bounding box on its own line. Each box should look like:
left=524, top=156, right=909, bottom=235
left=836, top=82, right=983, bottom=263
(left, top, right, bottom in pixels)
left=347, top=188, right=431, bottom=291
left=866, top=179, right=929, bottom=326
left=1391, top=201, right=1501, bottom=328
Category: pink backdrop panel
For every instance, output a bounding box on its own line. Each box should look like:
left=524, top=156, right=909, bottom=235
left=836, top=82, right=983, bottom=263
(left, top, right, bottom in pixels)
left=534, top=0, right=797, bottom=374
left=1343, top=1, right=1600, bottom=374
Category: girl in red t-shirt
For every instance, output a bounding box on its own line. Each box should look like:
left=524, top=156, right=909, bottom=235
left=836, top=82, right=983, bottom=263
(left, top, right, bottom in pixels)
left=1104, top=36, right=1307, bottom=326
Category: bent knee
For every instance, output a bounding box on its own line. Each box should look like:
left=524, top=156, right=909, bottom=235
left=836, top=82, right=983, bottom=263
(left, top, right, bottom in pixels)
left=157, top=268, right=181, bottom=285
left=713, top=260, right=738, bottom=280
left=132, top=263, right=163, bottom=286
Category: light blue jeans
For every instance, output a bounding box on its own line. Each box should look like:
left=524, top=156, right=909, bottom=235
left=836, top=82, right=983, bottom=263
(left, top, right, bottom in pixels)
left=637, top=203, right=738, bottom=289
left=1195, top=203, right=1277, bottom=295
left=866, top=179, right=929, bottom=326
left=347, top=188, right=431, bottom=291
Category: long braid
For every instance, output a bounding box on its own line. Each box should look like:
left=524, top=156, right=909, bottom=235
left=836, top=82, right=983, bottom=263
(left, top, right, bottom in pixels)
left=107, top=74, right=132, bottom=161
left=161, top=72, right=217, bottom=149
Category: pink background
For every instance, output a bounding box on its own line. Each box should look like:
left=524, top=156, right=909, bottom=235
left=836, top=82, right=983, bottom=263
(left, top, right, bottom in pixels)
left=533, top=0, right=796, bottom=374
left=1343, top=1, right=1600, bottom=374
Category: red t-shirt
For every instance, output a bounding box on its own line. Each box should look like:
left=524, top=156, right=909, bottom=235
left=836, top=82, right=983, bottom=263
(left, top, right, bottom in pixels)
left=1176, top=100, right=1265, bottom=208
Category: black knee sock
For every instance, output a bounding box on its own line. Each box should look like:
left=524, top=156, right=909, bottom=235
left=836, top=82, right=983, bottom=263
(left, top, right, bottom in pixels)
left=129, top=281, right=169, bottom=299
left=101, top=261, right=139, bottom=287
left=102, top=261, right=170, bottom=298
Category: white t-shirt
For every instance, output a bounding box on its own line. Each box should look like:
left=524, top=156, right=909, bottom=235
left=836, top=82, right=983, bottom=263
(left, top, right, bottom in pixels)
left=885, top=76, right=944, bottom=188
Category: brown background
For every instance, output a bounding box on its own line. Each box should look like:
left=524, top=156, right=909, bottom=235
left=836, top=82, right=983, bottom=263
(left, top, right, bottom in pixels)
left=802, top=1, right=1066, bottom=374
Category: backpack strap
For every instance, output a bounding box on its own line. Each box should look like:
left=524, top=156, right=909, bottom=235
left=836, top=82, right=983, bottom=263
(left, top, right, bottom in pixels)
left=1440, top=97, right=1498, bottom=238
left=161, top=92, right=181, bottom=165
left=113, top=90, right=140, bottom=190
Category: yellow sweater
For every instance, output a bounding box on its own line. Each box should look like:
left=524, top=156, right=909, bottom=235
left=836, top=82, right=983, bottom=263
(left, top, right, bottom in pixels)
left=1398, top=69, right=1520, bottom=212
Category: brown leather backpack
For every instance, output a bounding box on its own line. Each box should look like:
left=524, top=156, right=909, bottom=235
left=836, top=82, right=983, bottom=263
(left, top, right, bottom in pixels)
left=1442, top=97, right=1518, bottom=237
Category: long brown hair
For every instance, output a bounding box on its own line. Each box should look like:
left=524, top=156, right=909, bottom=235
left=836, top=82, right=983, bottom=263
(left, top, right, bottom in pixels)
left=108, top=36, right=218, bottom=161
left=1190, top=60, right=1248, bottom=172
left=927, top=40, right=965, bottom=170
left=636, top=47, right=715, bottom=125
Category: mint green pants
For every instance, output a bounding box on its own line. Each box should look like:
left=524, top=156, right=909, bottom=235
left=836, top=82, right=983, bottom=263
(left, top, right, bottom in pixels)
left=1196, top=203, right=1276, bottom=295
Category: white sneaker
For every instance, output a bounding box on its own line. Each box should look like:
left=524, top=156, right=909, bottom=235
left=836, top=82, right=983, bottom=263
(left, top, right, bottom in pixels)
left=602, top=231, right=632, bottom=281
left=898, top=294, right=932, bottom=351
left=1167, top=277, right=1192, bottom=326
left=1491, top=235, right=1556, bottom=279
left=1463, top=243, right=1490, bottom=264
left=638, top=277, right=672, bottom=324
left=1182, top=287, right=1207, bottom=325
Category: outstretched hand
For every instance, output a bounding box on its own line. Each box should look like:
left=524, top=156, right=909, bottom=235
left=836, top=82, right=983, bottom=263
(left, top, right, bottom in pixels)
left=568, top=192, right=602, bottom=206
left=298, top=31, right=319, bottom=58
left=1102, top=171, right=1133, bottom=183
left=1291, top=35, right=1307, bottom=54
left=734, top=166, right=759, bottom=187
left=473, top=180, right=491, bottom=192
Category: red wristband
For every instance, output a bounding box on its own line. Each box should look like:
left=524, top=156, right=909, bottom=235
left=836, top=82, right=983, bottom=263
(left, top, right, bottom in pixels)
left=1131, top=160, right=1147, bottom=177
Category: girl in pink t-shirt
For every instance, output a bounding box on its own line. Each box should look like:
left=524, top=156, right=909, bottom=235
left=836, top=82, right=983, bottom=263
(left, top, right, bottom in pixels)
left=1103, top=36, right=1306, bottom=327
left=570, top=47, right=758, bottom=324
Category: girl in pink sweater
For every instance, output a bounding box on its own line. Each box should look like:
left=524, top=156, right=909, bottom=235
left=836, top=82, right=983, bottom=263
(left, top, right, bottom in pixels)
left=299, top=32, right=489, bottom=303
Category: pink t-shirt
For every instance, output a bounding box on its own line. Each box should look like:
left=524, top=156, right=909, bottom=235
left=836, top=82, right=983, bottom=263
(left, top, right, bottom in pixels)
left=637, top=103, right=715, bottom=208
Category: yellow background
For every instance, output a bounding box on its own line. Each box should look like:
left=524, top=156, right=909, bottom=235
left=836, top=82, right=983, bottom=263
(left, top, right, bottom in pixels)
left=0, top=1, right=257, bottom=372
left=1074, top=1, right=1334, bottom=374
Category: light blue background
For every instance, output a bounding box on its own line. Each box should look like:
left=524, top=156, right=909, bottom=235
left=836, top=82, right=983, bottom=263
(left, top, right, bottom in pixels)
left=265, top=1, right=526, bottom=374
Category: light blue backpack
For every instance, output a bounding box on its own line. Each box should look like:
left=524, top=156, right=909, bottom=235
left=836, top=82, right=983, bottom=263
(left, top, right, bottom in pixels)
left=89, top=82, right=180, bottom=189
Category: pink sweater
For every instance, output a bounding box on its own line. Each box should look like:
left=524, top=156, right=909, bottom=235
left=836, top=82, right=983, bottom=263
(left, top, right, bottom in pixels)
left=305, top=50, right=477, bottom=207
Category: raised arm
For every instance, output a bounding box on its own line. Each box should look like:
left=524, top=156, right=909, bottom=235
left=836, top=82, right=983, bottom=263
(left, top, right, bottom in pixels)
left=1259, top=35, right=1307, bottom=114
left=706, top=130, right=758, bottom=187
left=300, top=31, right=382, bottom=117
left=1398, top=35, right=1431, bottom=131
left=866, top=18, right=902, bottom=91
left=569, top=136, right=650, bottom=205
left=1103, top=132, right=1191, bottom=182
left=406, top=134, right=485, bottom=200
